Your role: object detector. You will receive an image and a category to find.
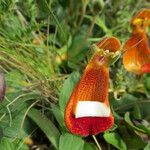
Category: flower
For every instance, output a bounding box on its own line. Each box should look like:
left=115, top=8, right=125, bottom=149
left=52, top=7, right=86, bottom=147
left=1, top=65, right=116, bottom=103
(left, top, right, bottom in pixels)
left=65, top=37, right=121, bottom=136
left=123, top=9, right=150, bottom=74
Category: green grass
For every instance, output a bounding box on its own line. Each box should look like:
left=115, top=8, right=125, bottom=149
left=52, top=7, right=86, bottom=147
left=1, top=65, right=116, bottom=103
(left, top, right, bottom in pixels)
left=0, top=0, right=150, bottom=149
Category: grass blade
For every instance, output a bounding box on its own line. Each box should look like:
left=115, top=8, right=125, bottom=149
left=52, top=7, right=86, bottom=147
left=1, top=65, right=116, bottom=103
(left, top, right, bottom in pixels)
left=27, top=108, right=60, bottom=149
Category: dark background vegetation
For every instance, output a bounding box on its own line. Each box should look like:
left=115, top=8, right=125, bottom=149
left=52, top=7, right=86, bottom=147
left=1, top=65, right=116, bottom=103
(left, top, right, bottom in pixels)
left=0, top=0, right=150, bottom=149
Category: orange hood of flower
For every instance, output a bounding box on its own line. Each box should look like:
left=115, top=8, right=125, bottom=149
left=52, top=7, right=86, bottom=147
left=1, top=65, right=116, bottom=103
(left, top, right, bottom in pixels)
left=123, top=9, right=150, bottom=74
left=131, top=8, right=150, bottom=28
left=64, top=37, right=121, bottom=136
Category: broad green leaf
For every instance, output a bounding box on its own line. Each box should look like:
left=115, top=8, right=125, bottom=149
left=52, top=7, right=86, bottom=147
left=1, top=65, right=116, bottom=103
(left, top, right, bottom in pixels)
left=83, top=143, right=97, bottom=150
left=124, top=112, right=150, bottom=135
left=59, top=133, right=84, bottom=150
left=144, top=74, right=150, bottom=90
left=68, top=25, right=89, bottom=58
left=118, top=125, right=146, bottom=149
left=0, top=137, right=28, bottom=150
left=144, top=144, right=150, bottom=150
left=112, top=94, right=138, bottom=112
left=67, top=26, right=90, bottom=69
left=59, top=71, right=80, bottom=112
left=51, top=104, right=66, bottom=130
left=133, top=103, right=142, bottom=120
left=104, top=132, right=127, bottom=150
left=28, top=108, right=60, bottom=149
left=125, top=112, right=143, bottom=132
left=68, top=32, right=87, bottom=58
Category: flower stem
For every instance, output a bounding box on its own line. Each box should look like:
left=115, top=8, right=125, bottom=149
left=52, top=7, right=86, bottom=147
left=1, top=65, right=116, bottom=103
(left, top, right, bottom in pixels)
left=92, top=135, right=102, bottom=150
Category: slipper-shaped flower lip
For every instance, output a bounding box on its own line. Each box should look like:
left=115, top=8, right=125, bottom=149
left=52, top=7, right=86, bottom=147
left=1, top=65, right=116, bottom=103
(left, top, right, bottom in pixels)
left=64, top=37, right=121, bottom=136
left=131, top=8, right=150, bottom=26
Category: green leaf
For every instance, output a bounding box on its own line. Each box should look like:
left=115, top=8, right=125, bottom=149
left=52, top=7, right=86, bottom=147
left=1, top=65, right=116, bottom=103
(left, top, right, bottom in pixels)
left=124, top=112, right=150, bottom=135
left=0, top=94, right=29, bottom=139
left=133, top=103, right=142, bottom=120
left=104, top=132, right=127, bottom=150
left=125, top=112, right=142, bottom=132
left=85, top=15, right=111, bottom=35
left=0, top=88, right=42, bottom=139
left=51, top=104, right=66, bottom=130
left=27, top=108, right=60, bottom=149
left=109, top=53, right=121, bottom=66
left=144, top=74, right=150, bottom=90
left=144, top=144, right=150, bottom=150
left=0, top=108, right=27, bottom=138
left=59, top=71, right=80, bottom=112
left=59, top=133, right=84, bottom=150
left=68, top=32, right=87, bottom=59
left=83, top=143, right=97, bottom=150
left=67, top=26, right=90, bottom=69
left=118, top=125, right=146, bottom=150
left=0, top=137, right=28, bottom=150
left=112, top=94, right=138, bottom=112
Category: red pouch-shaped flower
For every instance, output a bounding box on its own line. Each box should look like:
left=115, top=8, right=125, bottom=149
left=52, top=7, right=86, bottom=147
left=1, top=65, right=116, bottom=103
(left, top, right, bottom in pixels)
left=65, top=37, right=121, bottom=136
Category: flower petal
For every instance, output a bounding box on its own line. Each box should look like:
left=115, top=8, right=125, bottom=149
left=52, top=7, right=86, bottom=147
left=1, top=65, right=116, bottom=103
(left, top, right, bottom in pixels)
left=75, top=101, right=110, bottom=118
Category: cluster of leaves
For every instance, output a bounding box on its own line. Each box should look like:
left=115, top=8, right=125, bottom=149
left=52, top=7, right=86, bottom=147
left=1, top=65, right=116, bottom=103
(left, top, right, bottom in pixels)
left=0, top=0, right=150, bottom=150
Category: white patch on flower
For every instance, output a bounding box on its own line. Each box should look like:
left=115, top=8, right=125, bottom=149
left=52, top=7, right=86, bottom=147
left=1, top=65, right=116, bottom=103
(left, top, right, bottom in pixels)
left=75, top=101, right=110, bottom=118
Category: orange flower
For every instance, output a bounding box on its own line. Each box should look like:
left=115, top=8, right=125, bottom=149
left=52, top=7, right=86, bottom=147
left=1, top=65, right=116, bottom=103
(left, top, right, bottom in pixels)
left=123, top=9, right=150, bottom=74
left=65, top=37, right=121, bottom=136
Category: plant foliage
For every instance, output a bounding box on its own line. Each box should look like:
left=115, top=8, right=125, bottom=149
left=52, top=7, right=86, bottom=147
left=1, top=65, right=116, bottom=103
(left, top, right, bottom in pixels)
left=0, top=0, right=150, bottom=149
